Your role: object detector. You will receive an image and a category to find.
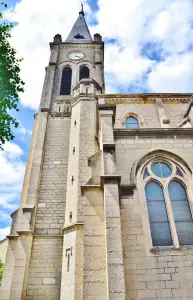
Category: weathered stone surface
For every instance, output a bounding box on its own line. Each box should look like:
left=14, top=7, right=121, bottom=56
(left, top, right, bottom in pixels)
left=1, top=9, right=193, bottom=300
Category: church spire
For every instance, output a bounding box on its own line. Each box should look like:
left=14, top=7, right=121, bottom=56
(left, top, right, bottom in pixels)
left=65, top=4, right=93, bottom=43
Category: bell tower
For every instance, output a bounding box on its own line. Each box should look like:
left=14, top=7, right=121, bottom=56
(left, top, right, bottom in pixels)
left=48, top=5, right=105, bottom=102
left=1, top=6, right=105, bottom=300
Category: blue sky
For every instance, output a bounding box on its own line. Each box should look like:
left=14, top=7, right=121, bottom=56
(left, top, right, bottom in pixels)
left=1, top=0, right=193, bottom=239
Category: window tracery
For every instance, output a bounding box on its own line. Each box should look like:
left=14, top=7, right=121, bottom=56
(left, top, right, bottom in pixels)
left=143, top=159, right=193, bottom=247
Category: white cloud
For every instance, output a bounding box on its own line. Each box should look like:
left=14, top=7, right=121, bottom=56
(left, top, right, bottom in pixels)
left=92, top=0, right=193, bottom=92
left=3, top=0, right=193, bottom=104
left=0, top=142, right=25, bottom=239
left=2, top=141, right=23, bottom=158
left=0, top=144, right=25, bottom=185
left=148, top=1, right=193, bottom=54
left=104, top=44, right=154, bottom=87
left=148, top=53, right=193, bottom=93
left=0, top=227, right=10, bottom=240
left=4, top=0, right=90, bottom=110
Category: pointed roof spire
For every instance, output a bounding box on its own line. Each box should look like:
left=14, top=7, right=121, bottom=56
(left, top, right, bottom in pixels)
left=66, top=4, right=93, bottom=43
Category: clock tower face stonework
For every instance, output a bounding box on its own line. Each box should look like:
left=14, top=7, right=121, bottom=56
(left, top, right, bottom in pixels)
left=2, top=5, right=193, bottom=300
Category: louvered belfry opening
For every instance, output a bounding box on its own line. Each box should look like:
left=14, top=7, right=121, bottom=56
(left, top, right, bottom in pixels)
left=60, top=66, right=72, bottom=95
left=79, top=66, right=90, bottom=81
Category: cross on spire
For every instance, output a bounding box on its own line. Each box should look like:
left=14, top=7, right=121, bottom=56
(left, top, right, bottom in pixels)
left=81, top=2, right=84, bottom=15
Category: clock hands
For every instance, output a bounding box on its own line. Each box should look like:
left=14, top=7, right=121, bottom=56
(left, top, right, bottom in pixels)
left=69, top=52, right=84, bottom=60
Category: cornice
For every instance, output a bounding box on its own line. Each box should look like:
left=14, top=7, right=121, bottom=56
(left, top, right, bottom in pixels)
left=114, top=128, right=193, bottom=138
left=99, top=93, right=193, bottom=98
left=50, top=42, right=103, bottom=48
left=98, top=94, right=192, bottom=104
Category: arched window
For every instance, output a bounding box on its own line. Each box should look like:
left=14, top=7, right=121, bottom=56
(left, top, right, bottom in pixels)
left=126, top=116, right=139, bottom=129
left=145, top=181, right=172, bottom=246
left=79, top=66, right=90, bottom=81
left=60, top=66, right=72, bottom=95
left=143, top=160, right=193, bottom=247
left=169, top=181, right=193, bottom=245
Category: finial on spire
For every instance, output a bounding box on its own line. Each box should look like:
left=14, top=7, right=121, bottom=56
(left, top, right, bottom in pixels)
left=80, top=2, right=84, bottom=16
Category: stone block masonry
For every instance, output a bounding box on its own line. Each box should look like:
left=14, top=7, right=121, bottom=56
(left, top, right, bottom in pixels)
left=25, top=237, right=63, bottom=300
left=121, top=175, right=193, bottom=300
left=35, top=117, right=70, bottom=235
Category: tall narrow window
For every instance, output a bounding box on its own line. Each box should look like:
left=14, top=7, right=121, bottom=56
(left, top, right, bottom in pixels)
left=60, top=66, right=72, bottom=95
left=169, top=181, right=193, bottom=245
left=142, top=159, right=193, bottom=247
left=79, top=66, right=89, bottom=81
left=126, top=116, right=139, bottom=129
left=145, top=181, right=172, bottom=246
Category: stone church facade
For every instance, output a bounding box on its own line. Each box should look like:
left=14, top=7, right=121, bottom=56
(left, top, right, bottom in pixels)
left=1, top=7, right=193, bottom=300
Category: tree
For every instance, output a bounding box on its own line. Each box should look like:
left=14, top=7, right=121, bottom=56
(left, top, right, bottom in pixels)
left=0, top=259, right=4, bottom=282
left=0, top=2, right=25, bottom=149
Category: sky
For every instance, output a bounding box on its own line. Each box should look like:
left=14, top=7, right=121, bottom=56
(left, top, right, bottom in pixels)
left=1, top=0, right=193, bottom=239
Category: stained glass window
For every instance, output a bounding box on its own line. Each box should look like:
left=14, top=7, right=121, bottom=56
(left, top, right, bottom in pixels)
left=152, top=162, right=172, bottom=178
left=169, top=181, right=193, bottom=245
left=126, top=117, right=139, bottom=129
left=145, top=181, right=172, bottom=246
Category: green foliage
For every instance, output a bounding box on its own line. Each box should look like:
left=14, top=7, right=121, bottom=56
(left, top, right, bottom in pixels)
left=0, top=261, right=4, bottom=282
left=0, top=2, right=25, bottom=149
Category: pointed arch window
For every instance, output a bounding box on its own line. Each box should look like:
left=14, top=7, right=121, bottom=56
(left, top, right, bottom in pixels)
left=79, top=65, right=90, bottom=81
left=143, top=160, right=193, bottom=247
left=169, top=181, right=193, bottom=245
left=60, top=66, right=72, bottom=95
left=145, top=181, right=172, bottom=246
left=126, top=116, right=139, bottom=129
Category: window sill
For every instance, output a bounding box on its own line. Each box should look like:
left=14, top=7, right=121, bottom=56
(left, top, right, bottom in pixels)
left=150, top=245, right=193, bottom=255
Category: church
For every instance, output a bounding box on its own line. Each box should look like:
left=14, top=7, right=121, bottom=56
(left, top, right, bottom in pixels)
left=1, top=6, right=193, bottom=300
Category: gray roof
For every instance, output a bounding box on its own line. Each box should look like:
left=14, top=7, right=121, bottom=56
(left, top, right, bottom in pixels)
left=66, top=11, right=93, bottom=43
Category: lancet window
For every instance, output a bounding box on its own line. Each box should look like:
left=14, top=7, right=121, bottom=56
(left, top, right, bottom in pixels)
left=144, top=160, right=193, bottom=247
left=79, top=65, right=90, bottom=81
left=60, top=66, right=72, bottom=95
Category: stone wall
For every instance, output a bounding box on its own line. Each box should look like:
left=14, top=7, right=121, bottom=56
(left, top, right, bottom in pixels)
left=25, top=237, right=63, bottom=300
left=35, top=117, right=70, bottom=235
left=116, top=136, right=193, bottom=185
left=25, top=116, right=70, bottom=299
left=83, top=189, right=107, bottom=300
left=121, top=190, right=193, bottom=300
left=114, top=102, right=190, bottom=129
left=0, top=238, right=8, bottom=264
left=116, top=135, right=193, bottom=299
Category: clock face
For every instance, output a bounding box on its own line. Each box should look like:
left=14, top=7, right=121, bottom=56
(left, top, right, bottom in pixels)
left=69, top=51, right=85, bottom=60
